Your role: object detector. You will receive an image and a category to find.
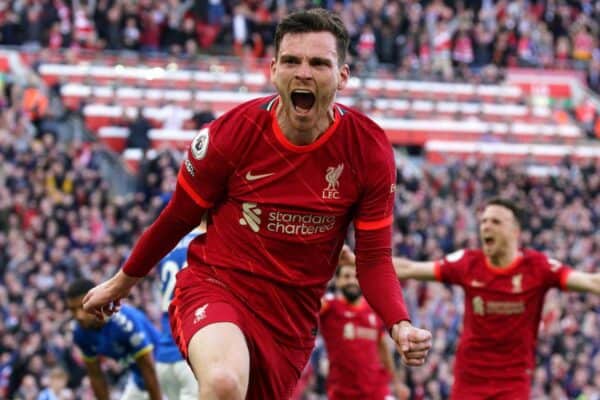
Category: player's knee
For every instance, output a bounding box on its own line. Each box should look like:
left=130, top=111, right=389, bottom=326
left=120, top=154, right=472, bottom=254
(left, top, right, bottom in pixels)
left=203, top=366, right=243, bottom=400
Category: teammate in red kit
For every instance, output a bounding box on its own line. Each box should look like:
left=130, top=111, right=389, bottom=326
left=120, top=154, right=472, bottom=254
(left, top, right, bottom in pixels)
left=320, top=254, right=402, bottom=400
left=394, top=197, right=600, bottom=399
left=81, top=8, right=432, bottom=400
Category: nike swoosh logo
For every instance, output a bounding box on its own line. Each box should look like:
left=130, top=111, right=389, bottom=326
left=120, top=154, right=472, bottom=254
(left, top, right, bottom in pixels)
left=245, top=171, right=274, bottom=181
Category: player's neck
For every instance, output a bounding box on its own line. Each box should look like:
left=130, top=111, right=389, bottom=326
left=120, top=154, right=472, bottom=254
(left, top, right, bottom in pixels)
left=487, top=248, right=521, bottom=268
left=276, top=105, right=334, bottom=145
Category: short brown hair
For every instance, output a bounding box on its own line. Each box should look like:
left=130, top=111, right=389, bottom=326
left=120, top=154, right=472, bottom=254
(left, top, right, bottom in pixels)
left=485, top=197, right=524, bottom=227
left=274, top=8, right=349, bottom=65
left=66, top=278, right=95, bottom=300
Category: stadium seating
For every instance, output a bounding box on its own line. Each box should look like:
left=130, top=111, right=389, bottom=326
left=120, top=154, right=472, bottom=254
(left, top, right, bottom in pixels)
left=47, top=60, right=584, bottom=163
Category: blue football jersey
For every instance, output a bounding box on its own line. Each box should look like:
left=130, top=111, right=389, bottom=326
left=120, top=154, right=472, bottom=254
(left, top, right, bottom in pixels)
left=156, top=230, right=202, bottom=362
left=73, top=305, right=161, bottom=389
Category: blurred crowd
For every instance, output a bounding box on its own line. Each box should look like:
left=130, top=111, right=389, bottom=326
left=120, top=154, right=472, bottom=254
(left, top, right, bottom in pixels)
left=1, top=70, right=599, bottom=398
left=0, top=72, right=183, bottom=398
left=0, top=0, right=599, bottom=91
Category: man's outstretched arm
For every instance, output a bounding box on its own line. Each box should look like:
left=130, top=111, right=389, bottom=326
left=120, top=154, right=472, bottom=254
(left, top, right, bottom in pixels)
left=83, top=182, right=206, bottom=318
left=392, top=257, right=437, bottom=281
left=566, top=270, right=600, bottom=295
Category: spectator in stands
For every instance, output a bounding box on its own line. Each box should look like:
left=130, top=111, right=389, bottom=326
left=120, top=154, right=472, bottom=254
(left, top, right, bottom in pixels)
left=161, top=103, right=186, bottom=130
left=101, top=5, right=123, bottom=50
left=125, top=108, right=152, bottom=152
left=191, top=106, right=215, bottom=130
left=122, top=17, right=141, bottom=51
left=20, top=75, right=49, bottom=132
left=589, top=51, right=600, bottom=93
left=1, top=0, right=600, bottom=93
left=575, top=97, right=598, bottom=138
left=37, top=366, right=73, bottom=400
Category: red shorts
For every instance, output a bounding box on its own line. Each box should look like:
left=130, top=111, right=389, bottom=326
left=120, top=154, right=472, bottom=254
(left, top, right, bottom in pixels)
left=169, top=265, right=314, bottom=400
left=451, top=373, right=530, bottom=400
left=327, top=374, right=391, bottom=400
left=327, top=386, right=391, bottom=400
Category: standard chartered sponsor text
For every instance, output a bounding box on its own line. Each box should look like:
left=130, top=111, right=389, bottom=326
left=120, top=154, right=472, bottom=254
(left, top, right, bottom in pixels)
left=267, top=210, right=336, bottom=235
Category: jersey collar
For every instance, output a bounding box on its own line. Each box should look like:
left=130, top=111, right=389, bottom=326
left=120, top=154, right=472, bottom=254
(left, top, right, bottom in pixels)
left=270, top=96, right=341, bottom=153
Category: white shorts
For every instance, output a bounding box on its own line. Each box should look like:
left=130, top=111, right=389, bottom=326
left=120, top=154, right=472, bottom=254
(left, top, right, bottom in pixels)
left=156, top=359, right=198, bottom=400
left=120, top=377, right=148, bottom=400
left=120, top=361, right=197, bottom=400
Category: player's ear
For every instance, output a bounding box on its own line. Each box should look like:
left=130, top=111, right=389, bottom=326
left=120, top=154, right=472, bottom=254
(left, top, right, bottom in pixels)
left=337, top=64, right=350, bottom=91
left=270, top=57, right=277, bottom=85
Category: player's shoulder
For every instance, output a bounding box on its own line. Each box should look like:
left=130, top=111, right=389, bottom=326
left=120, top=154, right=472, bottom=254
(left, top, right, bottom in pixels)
left=195, top=96, right=274, bottom=158
left=442, top=248, right=481, bottom=264
left=114, top=304, right=145, bottom=324
left=321, top=292, right=336, bottom=306
left=72, top=322, right=87, bottom=340
left=320, top=292, right=340, bottom=312
left=336, top=103, right=386, bottom=138
left=335, top=103, right=392, bottom=163
left=522, top=248, right=562, bottom=271
left=336, top=103, right=382, bottom=129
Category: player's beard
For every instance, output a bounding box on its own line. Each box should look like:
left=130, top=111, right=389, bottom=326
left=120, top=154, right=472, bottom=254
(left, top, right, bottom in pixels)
left=341, top=284, right=362, bottom=303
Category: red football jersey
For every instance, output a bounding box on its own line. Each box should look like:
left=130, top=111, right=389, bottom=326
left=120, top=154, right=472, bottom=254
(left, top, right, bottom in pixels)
left=434, top=248, right=572, bottom=397
left=178, top=96, right=397, bottom=345
left=320, top=294, right=391, bottom=400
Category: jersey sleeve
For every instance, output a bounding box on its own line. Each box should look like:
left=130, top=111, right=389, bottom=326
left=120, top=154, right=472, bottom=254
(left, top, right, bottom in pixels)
left=540, top=254, right=573, bottom=290
left=436, top=249, right=470, bottom=286
left=177, top=116, right=237, bottom=208
left=113, top=309, right=155, bottom=360
left=354, top=127, right=396, bottom=231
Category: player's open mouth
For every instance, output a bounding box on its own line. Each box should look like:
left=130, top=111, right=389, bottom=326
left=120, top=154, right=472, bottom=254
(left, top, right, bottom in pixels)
left=291, top=90, right=315, bottom=114
left=483, top=237, right=495, bottom=246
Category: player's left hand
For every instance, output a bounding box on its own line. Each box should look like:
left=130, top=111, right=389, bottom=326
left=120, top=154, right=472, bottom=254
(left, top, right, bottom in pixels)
left=391, top=320, right=432, bottom=367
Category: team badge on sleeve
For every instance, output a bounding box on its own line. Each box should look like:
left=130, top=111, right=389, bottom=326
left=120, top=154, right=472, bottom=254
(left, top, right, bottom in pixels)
left=445, top=249, right=465, bottom=263
left=191, top=128, right=209, bottom=160
left=548, top=257, right=562, bottom=271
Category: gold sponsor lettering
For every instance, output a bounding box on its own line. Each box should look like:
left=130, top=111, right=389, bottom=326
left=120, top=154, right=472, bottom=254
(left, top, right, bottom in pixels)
left=473, top=296, right=485, bottom=316
left=343, top=322, right=355, bottom=339
left=355, top=326, right=378, bottom=341
left=472, top=297, right=525, bottom=315
left=486, top=301, right=525, bottom=315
